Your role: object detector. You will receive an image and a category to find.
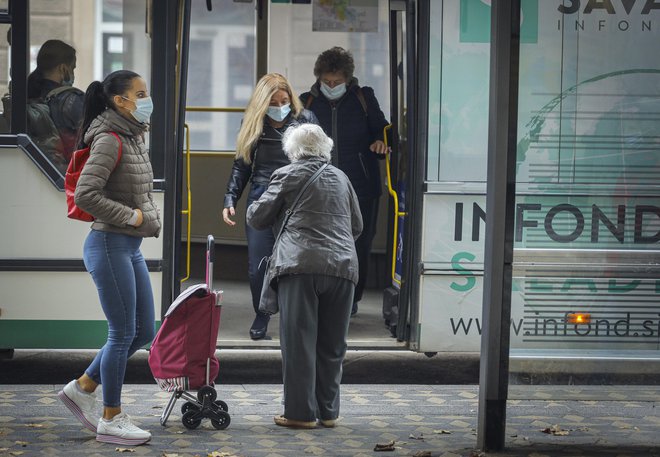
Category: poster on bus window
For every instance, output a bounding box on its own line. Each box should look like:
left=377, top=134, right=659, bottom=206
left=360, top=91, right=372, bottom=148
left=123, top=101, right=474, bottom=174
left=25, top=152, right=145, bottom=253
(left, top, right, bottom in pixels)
left=312, top=0, right=379, bottom=32
left=421, top=0, right=660, bottom=353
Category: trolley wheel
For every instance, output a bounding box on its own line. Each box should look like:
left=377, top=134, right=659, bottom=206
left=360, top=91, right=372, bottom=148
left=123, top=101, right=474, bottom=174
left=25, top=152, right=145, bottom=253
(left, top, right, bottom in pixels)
left=181, top=401, right=200, bottom=415
left=197, top=385, right=217, bottom=403
left=182, top=410, right=202, bottom=429
left=213, top=400, right=229, bottom=412
left=211, top=411, right=231, bottom=430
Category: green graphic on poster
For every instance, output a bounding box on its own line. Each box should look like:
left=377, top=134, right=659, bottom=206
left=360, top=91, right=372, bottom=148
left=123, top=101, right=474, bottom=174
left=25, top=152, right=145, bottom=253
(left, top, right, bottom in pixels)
left=460, top=0, right=538, bottom=43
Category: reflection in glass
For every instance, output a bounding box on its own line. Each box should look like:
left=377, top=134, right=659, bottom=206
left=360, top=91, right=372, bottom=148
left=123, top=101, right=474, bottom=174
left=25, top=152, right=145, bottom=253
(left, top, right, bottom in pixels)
left=0, top=24, right=10, bottom=133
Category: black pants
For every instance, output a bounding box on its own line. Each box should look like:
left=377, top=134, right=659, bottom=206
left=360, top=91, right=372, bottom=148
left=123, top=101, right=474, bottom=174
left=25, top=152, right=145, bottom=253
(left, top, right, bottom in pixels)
left=354, top=197, right=379, bottom=303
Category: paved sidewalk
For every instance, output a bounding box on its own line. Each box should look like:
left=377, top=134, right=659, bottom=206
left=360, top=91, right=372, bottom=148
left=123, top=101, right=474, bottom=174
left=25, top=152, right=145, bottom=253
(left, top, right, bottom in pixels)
left=1, top=384, right=659, bottom=456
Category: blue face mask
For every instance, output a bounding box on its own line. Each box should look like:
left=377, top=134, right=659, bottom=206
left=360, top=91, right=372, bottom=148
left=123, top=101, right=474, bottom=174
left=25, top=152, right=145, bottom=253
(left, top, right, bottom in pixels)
left=320, top=82, right=347, bottom=100
left=123, top=96, right=153, bottom=124
left=62, top=68, right=74, bottom=87
left=267, top=103, right=291, bottom=122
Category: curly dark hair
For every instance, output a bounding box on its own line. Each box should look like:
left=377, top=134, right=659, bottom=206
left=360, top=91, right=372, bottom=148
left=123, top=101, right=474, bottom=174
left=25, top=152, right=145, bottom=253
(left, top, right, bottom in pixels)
left=313, top=47, right=355, bottom=80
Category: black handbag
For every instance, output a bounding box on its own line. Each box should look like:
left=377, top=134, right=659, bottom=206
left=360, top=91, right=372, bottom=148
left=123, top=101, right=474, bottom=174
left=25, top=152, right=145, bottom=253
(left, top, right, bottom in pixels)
left=258, top=163, right=328, bottom=315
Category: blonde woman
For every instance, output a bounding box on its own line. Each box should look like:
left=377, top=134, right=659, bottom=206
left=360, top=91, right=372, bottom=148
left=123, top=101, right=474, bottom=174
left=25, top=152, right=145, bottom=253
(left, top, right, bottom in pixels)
left=222, top=73, right=318, bottom=340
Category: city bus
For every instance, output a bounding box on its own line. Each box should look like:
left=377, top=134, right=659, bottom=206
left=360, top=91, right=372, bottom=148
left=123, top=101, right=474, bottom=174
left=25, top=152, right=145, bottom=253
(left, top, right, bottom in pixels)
left=0, top=1, right=658, bottom=372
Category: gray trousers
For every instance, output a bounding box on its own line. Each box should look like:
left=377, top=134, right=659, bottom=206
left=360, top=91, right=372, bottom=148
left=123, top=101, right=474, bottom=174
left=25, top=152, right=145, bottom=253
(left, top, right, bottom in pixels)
left=278, top=274, right=355, bottom=422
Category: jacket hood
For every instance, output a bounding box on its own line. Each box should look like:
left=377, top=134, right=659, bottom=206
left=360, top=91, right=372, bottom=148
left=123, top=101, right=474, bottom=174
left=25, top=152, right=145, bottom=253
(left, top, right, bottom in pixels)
left=309, top=77, right=360, bottom=98
left=84, top=108, right=148, bottom=144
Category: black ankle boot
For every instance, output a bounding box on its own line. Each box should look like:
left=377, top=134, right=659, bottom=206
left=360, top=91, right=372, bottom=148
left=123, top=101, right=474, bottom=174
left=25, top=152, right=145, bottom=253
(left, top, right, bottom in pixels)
left=249, top=313, right=270, bottom=340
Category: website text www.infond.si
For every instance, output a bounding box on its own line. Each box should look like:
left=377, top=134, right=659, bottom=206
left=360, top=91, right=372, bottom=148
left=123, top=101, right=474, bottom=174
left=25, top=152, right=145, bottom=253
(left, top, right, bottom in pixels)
left=450, top=313, right=660, bottom=338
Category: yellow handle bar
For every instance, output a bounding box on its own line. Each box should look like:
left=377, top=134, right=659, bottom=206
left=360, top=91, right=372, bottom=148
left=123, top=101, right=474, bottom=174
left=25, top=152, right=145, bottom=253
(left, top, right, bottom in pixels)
left=180, top=123, right=192, bottom=283
left=383, top=124, right=406, bottom=287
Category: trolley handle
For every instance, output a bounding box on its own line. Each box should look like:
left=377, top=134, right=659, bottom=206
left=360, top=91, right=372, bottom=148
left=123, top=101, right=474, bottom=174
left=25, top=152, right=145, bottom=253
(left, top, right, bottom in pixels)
left=206, top=235, right=214, bottom=290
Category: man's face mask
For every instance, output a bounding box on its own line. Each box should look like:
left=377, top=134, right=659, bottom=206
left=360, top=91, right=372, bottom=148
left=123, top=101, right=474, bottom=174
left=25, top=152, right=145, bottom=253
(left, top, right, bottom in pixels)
left=62, top=66, right=74, bottom=87
left=123, top=96, right=154, bottom=124
left=267, top=103, right=291, bottom=122
left=320, top=82, right=346, bottom=100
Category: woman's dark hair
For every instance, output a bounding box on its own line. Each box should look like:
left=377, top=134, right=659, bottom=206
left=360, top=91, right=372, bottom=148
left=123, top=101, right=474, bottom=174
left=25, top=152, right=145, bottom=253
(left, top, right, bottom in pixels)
left=27, top=40, right=77, bottom=99
left=313, top=46, right=355, bottom=80
left=76, top=70, right=141, bottom=148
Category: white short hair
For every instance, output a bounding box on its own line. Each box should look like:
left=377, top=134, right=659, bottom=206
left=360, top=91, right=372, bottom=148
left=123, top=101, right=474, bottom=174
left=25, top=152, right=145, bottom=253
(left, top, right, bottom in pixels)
left=282, top=123, right=333, bottom=162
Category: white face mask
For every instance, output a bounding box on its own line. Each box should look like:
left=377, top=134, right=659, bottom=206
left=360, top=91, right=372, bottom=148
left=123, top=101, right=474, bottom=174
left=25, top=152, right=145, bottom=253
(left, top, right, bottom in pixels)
left=267, top=103, right=291, bottom=122
left=320, top=82, right=347, bottom=100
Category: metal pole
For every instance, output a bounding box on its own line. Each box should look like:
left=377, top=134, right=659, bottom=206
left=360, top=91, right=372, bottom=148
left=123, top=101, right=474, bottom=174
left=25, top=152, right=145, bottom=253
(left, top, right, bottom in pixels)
left=9, top=0, right=28, bottom=135
left=477, top=0, right=520, bottom=451
left=255, top=0, right=268, bottom=80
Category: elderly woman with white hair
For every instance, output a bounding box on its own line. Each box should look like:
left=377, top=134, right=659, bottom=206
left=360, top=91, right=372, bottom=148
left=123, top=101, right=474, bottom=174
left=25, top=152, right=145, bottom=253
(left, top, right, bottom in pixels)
left=246, top=123, right=363, bottom=429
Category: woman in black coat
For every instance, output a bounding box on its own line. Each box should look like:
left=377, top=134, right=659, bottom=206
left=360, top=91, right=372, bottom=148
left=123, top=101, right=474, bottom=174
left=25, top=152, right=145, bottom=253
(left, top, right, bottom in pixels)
left=222, top=73, right=317, bottom=340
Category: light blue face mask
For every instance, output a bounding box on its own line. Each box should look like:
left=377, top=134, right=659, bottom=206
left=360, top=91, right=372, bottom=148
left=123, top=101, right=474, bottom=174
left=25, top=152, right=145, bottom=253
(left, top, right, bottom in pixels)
left=267, top=103, right=291, bottom=122
left=320, top=82, right=347, bottom=100
left=62, top=67, right=74, bottom=87
left=123, top=96, right=153, bottom=124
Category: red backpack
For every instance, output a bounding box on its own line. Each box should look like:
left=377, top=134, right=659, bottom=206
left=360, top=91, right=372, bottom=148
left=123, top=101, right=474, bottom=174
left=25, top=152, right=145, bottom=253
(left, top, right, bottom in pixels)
left=65, top=132, right=122, bottom=221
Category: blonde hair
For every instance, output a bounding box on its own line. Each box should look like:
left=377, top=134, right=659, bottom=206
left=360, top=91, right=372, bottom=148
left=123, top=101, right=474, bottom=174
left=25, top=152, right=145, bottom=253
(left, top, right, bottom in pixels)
left=235, top=73, right=303, bottom=163
left=283, top=123, right=332, bottom=163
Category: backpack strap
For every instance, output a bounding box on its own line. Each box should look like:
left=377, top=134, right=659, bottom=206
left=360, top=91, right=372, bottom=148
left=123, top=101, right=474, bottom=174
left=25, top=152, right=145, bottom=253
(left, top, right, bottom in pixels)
left=354, top=86, right=368, bottom=116
left=105, top=132, right=123, bottom=169
left=305, top=94, right=314, bottom=110
left=45, top=85, right=78, bottom=102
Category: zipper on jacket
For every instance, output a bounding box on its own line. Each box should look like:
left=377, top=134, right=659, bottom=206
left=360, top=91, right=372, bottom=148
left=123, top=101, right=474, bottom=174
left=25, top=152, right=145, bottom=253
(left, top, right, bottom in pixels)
left=331, top=104, right=339, bottom=167
left=358, top=152, right=370, bottom=179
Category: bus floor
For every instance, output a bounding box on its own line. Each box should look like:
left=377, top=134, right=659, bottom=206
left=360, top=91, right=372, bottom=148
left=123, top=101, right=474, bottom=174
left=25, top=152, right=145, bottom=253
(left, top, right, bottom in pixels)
left=180, top=279, right=401, bottom=349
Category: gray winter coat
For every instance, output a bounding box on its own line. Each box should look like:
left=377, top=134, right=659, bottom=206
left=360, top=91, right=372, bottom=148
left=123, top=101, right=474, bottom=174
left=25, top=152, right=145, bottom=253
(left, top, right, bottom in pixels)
left=74, top=108, right=161, bottom=238
left=246, top=157, right=363, bottom=285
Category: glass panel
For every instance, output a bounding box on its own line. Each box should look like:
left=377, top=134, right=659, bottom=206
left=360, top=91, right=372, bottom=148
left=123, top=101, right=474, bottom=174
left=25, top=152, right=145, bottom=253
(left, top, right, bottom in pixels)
left=269, top=1, right=391, bottom=120
left=427, top=0, right=491, bottom=183
left=511, top=1, right=660, bottom=363
left=0, top=1, right=7, bottom=14
left=0, top=23, right=10, bottom=133
left=185, top=0, right=255, bottom=152
left=25, top=0, right=151, bottom=173
left=423, top=0, right=659, bottom=411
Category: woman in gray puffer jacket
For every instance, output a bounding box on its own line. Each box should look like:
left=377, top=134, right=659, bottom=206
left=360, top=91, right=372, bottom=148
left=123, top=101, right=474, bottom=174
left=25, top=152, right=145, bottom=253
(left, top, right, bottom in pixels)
left=247, top=123, right=363, bottom=429
left=58, top=70, right=159, bottom=447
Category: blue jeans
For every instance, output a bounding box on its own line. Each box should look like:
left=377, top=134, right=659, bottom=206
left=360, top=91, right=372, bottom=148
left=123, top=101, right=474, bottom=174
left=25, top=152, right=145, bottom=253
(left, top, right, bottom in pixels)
left=246, top=183, right=275, bottom=316
left=82, top=230, right=155, bottom=407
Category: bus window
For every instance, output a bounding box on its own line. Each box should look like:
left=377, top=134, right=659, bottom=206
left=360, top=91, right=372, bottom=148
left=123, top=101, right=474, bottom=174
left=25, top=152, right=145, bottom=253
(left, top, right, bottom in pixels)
left=268, top=1, right=391, bottom=118
left=0, top=23, right=10, bottom=133
left=21, top=1, right=151, bottom=176
left=186, top=0, right=255, bottom=152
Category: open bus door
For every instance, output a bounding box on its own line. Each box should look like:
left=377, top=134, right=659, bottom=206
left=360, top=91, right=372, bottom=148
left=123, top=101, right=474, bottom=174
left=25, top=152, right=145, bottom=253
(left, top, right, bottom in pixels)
left=383, top=0, right=419, bottom=347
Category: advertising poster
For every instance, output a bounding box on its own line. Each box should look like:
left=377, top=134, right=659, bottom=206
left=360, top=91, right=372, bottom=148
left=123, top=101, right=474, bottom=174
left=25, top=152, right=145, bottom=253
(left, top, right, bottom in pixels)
left=421, top=0, right=660, bottom=352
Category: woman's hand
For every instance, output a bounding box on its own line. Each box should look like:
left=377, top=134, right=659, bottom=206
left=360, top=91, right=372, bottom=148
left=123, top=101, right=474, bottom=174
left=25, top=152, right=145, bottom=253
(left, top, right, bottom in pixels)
left=222, top=207, right=236, bottom=226
left=133, top=208, right=144, bottom=227
left=369, top=140, right=390, bottom=155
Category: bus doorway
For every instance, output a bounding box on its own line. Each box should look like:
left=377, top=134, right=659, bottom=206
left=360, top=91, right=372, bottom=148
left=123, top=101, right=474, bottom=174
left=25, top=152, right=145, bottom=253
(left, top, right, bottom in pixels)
left=182, top=0, right=414, bottom=349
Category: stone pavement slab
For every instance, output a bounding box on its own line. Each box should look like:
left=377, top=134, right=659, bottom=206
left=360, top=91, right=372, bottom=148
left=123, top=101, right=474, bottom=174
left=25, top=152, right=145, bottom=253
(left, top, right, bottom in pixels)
left=0, top=384, right=658, bottom=457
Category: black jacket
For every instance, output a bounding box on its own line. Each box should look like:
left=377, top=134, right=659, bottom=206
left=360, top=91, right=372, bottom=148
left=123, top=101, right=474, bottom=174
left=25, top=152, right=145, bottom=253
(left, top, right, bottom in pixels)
left=28, top=78, right=84, bottom=158
left=300, top=79, right=390, bottom=200
left=246, top=157, right=363, bottom=285
left=223, top=109, right=318, bottom=209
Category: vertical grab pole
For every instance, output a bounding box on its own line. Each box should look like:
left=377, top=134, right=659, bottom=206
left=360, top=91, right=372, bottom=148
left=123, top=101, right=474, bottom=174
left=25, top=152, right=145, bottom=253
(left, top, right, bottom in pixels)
left=206, top=234, right=215, bottom=385
left=180, top=124, right=192, bottom=283
left=383, top=124, right=405, bottom=287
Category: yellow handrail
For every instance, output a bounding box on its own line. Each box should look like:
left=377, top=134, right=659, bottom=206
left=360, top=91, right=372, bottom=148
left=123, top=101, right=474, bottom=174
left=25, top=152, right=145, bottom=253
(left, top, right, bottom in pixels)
left=383, top=124, right=406, bottom=287
left=185, top=106, right=245, bottom=113
left=180, top=123, right=192, bottom=283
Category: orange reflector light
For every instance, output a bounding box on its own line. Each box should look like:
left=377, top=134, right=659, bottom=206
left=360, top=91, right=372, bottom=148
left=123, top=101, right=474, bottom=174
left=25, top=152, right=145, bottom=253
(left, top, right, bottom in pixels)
left=566, top=313, right=591, bottom=324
